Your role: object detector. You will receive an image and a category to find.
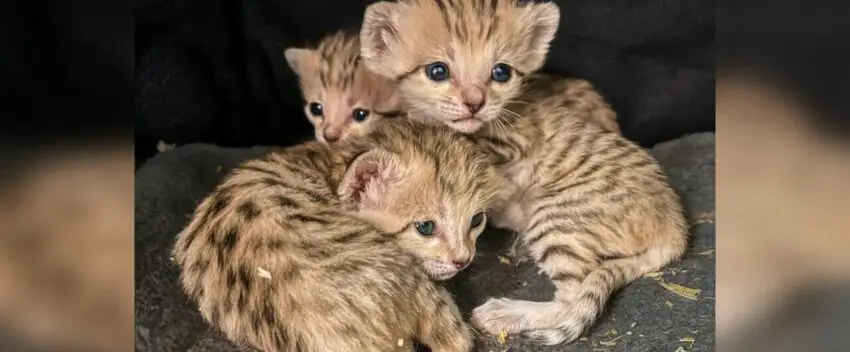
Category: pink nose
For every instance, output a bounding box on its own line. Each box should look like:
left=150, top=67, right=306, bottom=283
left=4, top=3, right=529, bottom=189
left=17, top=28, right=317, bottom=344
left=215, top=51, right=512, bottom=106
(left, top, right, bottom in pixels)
left=452, top=259, right=470, bottom=270
left=323, top=128, right=341, bottom=142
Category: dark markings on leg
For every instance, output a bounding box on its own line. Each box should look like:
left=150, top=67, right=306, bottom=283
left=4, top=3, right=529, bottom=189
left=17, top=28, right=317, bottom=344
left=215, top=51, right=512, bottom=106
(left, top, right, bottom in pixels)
left=539, top=245, right=588, bottom=264
left=550, top=271, right=582, bottom=282
left=290, top=214, right=331, bottom=225
left=332, top=231, right=361, bottom=243
left=208, top=194, right=230, bottom=219
left=238, top=201, right=261, bottom=220
left=219, top=229, right=238, bottom=259
left=274, top=195, right=299, bottom=209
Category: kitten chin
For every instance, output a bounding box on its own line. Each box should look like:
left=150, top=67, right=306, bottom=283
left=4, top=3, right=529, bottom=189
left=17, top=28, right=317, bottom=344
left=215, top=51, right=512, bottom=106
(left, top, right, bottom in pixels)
left=408, top=110, right=486, bottom=134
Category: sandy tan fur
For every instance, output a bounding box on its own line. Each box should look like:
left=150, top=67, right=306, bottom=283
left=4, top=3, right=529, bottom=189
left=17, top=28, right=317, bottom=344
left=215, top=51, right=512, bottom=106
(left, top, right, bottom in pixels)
left=360, top=0, right=687, bottom=345
left=172, top=118, right=509, bottom=351
left=285, top=31, right=406, bottom=143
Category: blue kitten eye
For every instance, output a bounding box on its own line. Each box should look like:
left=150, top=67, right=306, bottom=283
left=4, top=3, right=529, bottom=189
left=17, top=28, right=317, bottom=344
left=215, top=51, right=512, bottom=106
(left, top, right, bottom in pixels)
left=352, top=108, right=370, bottom=122
left=414, top=221, right=436, bottom=236
left=491, top=63, right=512, bottom=83
left=308, top=102, right=323, bottom=116
left=470, top=212, right=485, bottom=228
left=425, top=62, right=450, bottom=82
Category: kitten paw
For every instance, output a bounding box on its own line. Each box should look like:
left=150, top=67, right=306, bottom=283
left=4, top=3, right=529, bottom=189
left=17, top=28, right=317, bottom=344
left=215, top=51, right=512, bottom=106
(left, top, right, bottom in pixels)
left=471, top=298, right=532, bottom=335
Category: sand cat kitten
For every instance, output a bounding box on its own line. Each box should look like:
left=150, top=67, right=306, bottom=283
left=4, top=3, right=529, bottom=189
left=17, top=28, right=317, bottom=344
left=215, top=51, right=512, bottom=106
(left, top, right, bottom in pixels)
left=172, top=119, right=508, bottom=352
left=360, top=0, right=688, bottom=345
left=285, top=31, right=405, bottom=143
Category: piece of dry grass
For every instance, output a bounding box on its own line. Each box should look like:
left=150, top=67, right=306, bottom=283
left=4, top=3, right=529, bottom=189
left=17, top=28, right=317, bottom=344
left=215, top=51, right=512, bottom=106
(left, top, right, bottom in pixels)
left=691, top=211, right=715, bottom=225
left=598, top=335, right=623, bottom=347
left=658, top=280, right=701, bottom=300
left=679, top=336, right=695, bottom=349
left=497, top=331, right=507, bottom=344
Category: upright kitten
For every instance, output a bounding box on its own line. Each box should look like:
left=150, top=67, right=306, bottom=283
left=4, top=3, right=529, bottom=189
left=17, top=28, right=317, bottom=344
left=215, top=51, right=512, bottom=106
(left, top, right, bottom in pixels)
left=172, top=119, right=508, bottom=351
left=285, top=31, right=405, bottom=143
left=360, top=0, right=688, bottom=345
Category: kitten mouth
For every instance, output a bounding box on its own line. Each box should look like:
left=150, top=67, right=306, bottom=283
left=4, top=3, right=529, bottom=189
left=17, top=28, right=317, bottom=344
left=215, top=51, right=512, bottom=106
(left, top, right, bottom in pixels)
left=424, top=261, right=459, bottom=280
left=447, top=117, right=484, bottom=133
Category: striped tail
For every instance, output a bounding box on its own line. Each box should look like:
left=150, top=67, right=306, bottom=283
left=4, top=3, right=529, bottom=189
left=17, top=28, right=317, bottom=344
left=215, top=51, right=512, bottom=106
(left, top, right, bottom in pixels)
left=525, top=244, right=685, bottom=345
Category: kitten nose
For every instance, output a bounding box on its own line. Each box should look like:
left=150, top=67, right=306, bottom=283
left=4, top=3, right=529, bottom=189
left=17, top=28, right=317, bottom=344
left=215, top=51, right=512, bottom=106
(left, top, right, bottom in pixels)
left=461, top=87, right=485, bottom=113
left=463, top=100, right=484, bottom=113
left=452, top=259, right=471, bottom=270
left=323, top=128, right=341, bottom=142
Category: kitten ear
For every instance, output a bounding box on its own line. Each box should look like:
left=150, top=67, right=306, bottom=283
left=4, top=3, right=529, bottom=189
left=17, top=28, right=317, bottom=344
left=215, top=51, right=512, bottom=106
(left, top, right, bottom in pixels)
left=338, top=148, right=406, bottom=210
left=284, top=47, right=310, bottom=76
left=360, top=2, right=402, bottom=77
left=522, top=2, right=561, bottom=71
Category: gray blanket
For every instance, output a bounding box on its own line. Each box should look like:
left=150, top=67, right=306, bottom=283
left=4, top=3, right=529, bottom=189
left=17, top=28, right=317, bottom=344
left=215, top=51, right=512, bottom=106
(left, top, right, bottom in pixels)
left=135, top=132, right=715, bottom=352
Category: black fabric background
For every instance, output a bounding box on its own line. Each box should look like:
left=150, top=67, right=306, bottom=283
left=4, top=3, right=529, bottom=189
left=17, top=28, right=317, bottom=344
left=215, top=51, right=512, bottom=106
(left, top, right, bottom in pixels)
left=134, top=0, right=716, bottom=169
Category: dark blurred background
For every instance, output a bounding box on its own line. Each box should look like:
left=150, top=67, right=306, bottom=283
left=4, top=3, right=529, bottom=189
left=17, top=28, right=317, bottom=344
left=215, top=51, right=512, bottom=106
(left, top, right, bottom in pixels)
left=133, top=0, right=715, bottom=169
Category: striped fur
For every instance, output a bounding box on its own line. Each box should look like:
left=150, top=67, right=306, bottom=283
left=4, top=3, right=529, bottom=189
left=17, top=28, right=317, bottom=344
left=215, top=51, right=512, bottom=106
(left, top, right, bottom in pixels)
left=360, top=0, right=688, bottom=345
left=285, top=31, right=405, bottom=143
left=172, top=119, right=508, bottom=351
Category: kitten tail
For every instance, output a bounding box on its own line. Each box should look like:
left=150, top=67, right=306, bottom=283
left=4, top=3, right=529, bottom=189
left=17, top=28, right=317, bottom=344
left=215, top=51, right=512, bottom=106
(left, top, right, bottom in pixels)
left=525, top=242, right=686, bottom=345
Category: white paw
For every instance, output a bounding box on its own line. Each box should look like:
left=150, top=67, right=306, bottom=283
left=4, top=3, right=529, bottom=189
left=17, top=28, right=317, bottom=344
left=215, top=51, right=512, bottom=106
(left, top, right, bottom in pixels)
left=471, top=298, right=530, bottom=335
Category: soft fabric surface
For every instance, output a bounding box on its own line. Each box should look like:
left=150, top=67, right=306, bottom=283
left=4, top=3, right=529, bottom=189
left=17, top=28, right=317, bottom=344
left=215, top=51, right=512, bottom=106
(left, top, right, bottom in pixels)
left=134, top=132, right=715, bottom=352
left=134, top=0, right=714, bottom=168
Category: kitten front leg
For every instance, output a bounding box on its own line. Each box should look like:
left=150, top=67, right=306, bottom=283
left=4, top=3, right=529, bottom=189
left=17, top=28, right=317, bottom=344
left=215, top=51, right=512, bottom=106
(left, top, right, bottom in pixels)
left=418, top=286, right=474, bottom=352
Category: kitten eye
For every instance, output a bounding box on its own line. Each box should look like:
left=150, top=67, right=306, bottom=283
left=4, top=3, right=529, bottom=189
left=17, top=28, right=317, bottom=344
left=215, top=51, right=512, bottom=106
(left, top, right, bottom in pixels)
left=491, top=63, right=513, bottom=83
left=424, top=62, right=450, bottom=82
left=414, top=221, right=436, bottom=236
left=352, top=108, right=370, bottom=122
left=308, top=102, right=324, bottom=117
left=470, top=212, right=485, bottom=228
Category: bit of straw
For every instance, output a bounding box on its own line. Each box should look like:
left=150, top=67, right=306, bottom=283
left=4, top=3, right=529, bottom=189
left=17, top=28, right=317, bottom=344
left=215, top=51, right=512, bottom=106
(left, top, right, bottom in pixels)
left=674, top=347, right=687, bottom=352
left=599, top=335, right=623, bottom=347
left=665, top=301, right=674, bottom=308
left=256, top=267, right=272, bottom=279
left=698, top=249, right=715, bottom=256
left=645, top=271, right=663, bottom=278
left=497, top=331, right=508, bottom=344
left=679, top=336, right=695, bottom=349
left=397, top=338, right=404, bottom=347
left=692, top=211, right=715, bottom=225
left=498, top=256, right=511, bottom=265
left=658, top=280, right=701, bottom=300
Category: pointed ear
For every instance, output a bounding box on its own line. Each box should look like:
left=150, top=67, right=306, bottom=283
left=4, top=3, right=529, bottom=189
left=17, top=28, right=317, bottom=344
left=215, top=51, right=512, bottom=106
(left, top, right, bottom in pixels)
left=338, top=148, right=406, bottom=210
left=284, top=47, right=311, bottom=76
left=360, top=1, right=403, bottom=77
left=521, top=2, right=561, bottom=71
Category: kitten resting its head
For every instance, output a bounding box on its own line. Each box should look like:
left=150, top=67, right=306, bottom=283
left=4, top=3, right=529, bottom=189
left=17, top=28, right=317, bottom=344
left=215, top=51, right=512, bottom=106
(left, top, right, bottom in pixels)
left=337, top=120, right=510, bottom=280
left=285, top=31, right=404, bottom=142
left=360, top=0, right=560, bottom=133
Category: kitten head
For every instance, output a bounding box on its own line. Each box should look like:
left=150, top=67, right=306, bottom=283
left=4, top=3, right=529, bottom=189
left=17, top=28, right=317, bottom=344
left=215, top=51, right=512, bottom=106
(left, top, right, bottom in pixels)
left=360, top=0, right=560, bottom=134
left=338, top=121, right=510, bottom=280
left=285, top=31, right=404, bottom=143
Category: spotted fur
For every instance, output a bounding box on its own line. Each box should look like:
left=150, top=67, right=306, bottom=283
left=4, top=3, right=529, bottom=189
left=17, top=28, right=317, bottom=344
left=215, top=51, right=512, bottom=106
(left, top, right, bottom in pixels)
left=172, top=118, right=508, bottom=351
left=360, top=0, right=687, bottom=345
left=285, top=31, right=406, bottom=143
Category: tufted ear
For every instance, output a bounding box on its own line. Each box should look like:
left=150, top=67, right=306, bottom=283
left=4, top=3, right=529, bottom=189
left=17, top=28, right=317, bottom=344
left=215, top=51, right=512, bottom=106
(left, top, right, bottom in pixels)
left=520, top=2, right=561, bottom=71
left=360, top=1, right=404, bottom=77
left=283, top=47, right=315, bottom=77
left=338, top=148, right=406, bottom=211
